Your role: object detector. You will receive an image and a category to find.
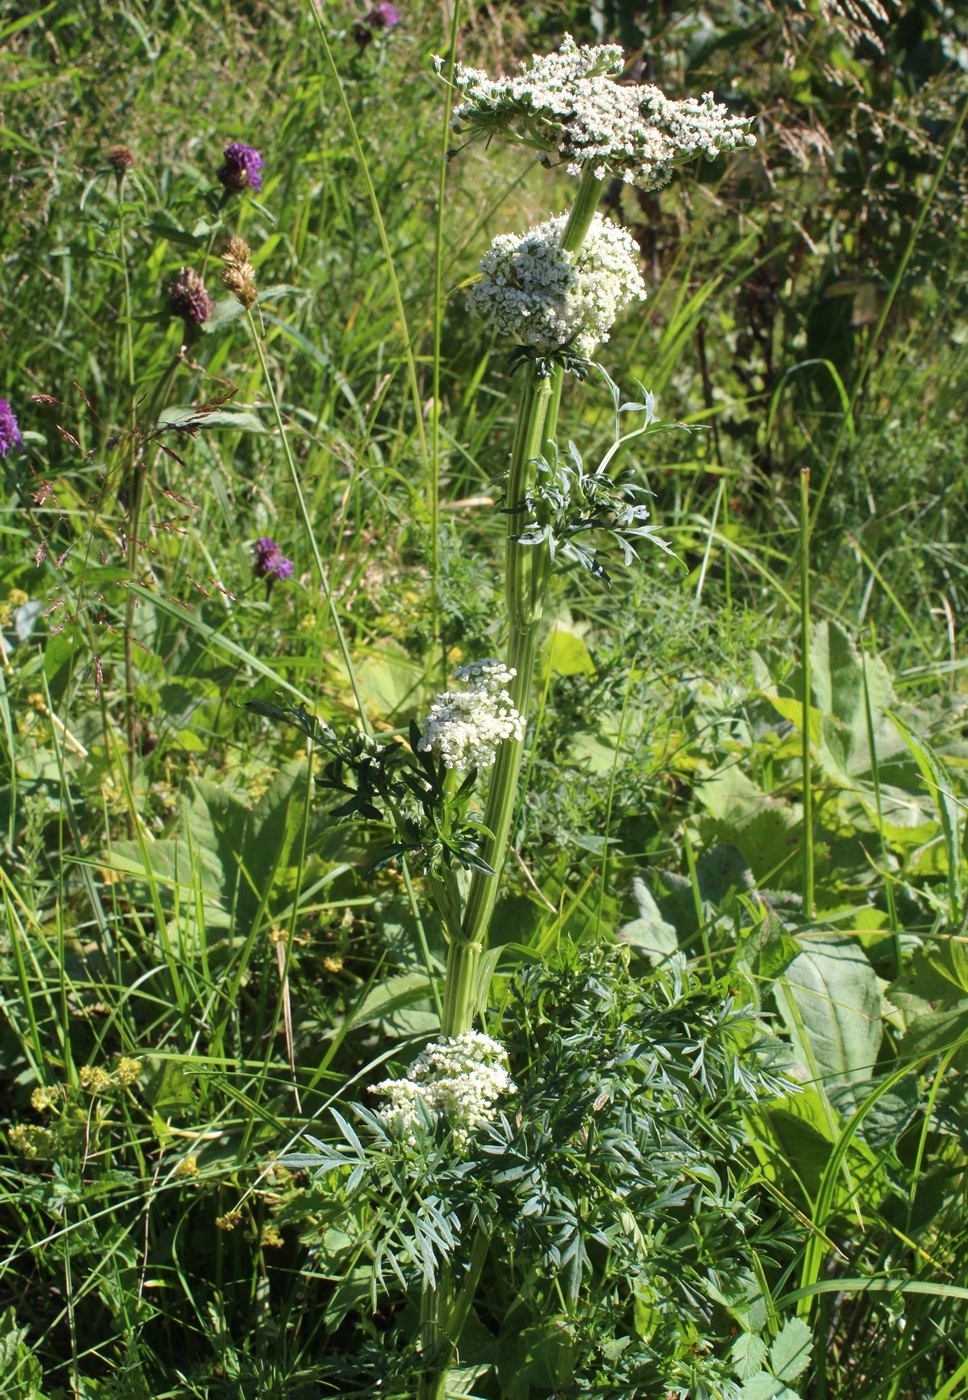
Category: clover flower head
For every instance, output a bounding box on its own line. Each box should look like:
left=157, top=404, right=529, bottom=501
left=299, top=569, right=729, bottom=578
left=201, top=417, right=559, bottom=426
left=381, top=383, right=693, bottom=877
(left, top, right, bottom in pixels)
left=253, top=536, right=294, bottom=582
left=217, top=141, right=264, bottom=193
left=0, top=400, right=23, bottom=458
left=418, top=659, right=524, bottom=771
left=468, top=212, right=645, bottom=358
left=449, top=33, right=756, bottom=189
left=373, top=1031, right=515, bottom=1150
left=167, top=267, right=213, bottom=327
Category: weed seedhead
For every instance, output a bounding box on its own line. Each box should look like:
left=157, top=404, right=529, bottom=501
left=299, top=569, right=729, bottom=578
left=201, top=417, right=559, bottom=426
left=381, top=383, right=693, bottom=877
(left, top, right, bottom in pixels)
left=221, top=235, right=258, bottom=309
left=166, top=266, right=213, bottom=329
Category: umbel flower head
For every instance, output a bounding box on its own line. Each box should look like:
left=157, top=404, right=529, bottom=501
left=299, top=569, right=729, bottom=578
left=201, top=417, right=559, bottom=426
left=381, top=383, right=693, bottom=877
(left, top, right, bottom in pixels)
left=418, top=659, right=524, bottom=772
left=372, top=1031, right=515, bottom=1150
left=221, top=235, right=257, bottom=309
left=448, top=33, right=756, bottom=189
left=468, top=211, right=645, bottom=358
left=217, top=142, right=264, bottom=193
left=0, top=399, right=23, bottom=458
left=253, top=536, right=294, bottom=583
left=166, top=267, right=213, bottom=327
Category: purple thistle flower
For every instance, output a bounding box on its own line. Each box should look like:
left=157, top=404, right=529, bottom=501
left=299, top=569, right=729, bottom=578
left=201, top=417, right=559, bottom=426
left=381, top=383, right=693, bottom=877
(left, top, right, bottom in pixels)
left=253, top=536, right=294, bottom=582
left=167, top=267, right=213, bottom=327
left=217, top=142, right=264, bottom=193
left=354, top=2, right=401, bottom=45
left=0, top=399, right=23, bottom=458
left=369, top=2, right=401, bottom=26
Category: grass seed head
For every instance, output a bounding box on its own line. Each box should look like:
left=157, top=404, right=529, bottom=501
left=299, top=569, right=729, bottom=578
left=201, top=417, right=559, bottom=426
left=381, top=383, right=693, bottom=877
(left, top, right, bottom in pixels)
left=221, top=235, right=258, bottom=308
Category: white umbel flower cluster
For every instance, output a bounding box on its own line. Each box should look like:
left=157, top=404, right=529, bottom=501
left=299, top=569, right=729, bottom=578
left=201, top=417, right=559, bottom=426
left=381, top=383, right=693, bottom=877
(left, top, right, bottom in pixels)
left=449, top=33, right=756, bottom=189
left=468, top=212, right=644, bottom=358
left=418, top=659, right=525, bottom=772
left=372, top=1031, right=516, bottom=1150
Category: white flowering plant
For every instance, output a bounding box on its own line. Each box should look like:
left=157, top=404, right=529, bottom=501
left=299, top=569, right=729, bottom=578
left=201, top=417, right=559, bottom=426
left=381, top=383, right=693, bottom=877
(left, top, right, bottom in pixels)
left=448, top=33, right=755, bottom=187
left=285, top=949, right=797, bottom=1398
left=245, top=693, right=500, bottom=940
left=259, top=28, right=774, bottom=1400
left=468, top=212, right=646, bottom=363
left=417, top=660, right=525, bottom=774
left=372, top=1030, right=516, bottom=1152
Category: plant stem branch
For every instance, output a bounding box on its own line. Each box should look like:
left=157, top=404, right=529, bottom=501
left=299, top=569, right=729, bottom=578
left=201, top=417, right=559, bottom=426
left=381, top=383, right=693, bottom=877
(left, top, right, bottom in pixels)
left=799, top=468, right=814, bottom=919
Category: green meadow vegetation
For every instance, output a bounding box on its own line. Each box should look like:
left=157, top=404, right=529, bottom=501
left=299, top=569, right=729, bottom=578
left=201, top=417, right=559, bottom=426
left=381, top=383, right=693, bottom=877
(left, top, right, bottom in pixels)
left=1, top=1, right=967, bottom=1396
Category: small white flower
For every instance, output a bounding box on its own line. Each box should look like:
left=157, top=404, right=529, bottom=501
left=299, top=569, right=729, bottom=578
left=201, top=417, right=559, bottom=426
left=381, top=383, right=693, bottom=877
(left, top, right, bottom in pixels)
left=450, top=33, right=756, bottom=190
left=418, top=659, right=525, bottom=772
left=467, top=212, right=645, bottom=357
left=373, top=1031, right=515, bottom=1150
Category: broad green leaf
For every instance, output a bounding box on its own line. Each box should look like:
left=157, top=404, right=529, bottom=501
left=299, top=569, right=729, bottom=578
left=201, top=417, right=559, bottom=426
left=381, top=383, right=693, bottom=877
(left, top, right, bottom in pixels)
left=731, top=1332, right=769, bottom=1380
left=890, top=712, right=963, bottom=928
left=143, top=1060, right=197, bottom=1117
left=811, top=620, right=893, bottom=731
left=770, top=1317, right=813, bottom=1383
left=544, top=625, right=596, bottom=677
left=774, top=936, right=882, bottom=1085
left=741, top=1373, right=782, bottom=1400
left=695, top=768, right=801, bottom=883
left=353, top=643, right=424, bottom=720
left=619, top=876, right=678, bottom=963
left=737, top=908, right=801, bottom=983
left=899, top=1002, right=968, bottom=1065
left=348, top=973, right=437, bottom=1035
left=0, top=1307, right=45, bottom=1397
left=759, top=1089, right=836, bottom=1204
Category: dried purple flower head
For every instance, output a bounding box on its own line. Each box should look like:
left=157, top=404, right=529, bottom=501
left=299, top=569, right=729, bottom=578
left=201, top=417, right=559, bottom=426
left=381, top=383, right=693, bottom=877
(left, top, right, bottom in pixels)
left=0, top=399, right=23, bottom=458
left=253, top=537, right=294, bottom=582
left=166, top=267, right=213, bottom=327
left=217, top=142, right=264, bottom=193
left=107, top=144, right=135, bottom=175
left=354, top=2, right=401, bottom=45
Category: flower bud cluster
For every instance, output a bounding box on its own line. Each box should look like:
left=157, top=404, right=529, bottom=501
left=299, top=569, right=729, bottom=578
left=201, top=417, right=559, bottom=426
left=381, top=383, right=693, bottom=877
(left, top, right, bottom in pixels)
left=418, top=659, right=524, bottom=772
left=372, top=1031, right=515, bottom=1150
left=450, top=33, right=755, bottom=189
left=468, top=212, right=645, bottom=358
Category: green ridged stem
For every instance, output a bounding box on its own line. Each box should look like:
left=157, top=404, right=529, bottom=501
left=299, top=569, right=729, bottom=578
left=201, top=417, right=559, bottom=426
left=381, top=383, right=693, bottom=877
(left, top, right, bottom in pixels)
left=441, top=165, right=605, bottom=1037
left=441, top=371, right=551, bottom=1036
left=420, top=166, right=606, bottom=1400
